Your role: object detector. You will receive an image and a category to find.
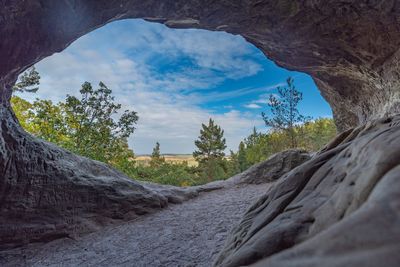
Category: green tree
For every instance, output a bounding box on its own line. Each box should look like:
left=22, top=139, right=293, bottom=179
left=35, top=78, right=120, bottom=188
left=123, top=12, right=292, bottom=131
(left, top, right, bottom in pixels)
left=262, top=77, right=309, bottom=148
left=62, top=82, right=139, bottom=162
left=11, top=96, right=35, bottom=132
left=12, top=81, right=139, bottom=165
left=30, top=99, right=69, bottom=144
left=150, top=141, right=165, bottom=167
left=243, top=127, right=267, bottom=165
left=193, top=118, right=227, bottom=181
left=13, top=66, right=41, bottom=93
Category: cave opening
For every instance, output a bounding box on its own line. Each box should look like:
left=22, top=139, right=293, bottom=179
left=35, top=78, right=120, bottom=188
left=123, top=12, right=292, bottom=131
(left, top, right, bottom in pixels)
left=11, top=18, right=333, bottom=187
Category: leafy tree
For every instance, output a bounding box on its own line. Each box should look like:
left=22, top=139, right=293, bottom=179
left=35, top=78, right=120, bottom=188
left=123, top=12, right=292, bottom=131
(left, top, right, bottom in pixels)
left=62, top=82, right=139, bottom=162
left=10, top=96, right=35, bottom=132
left=31, top=99, right=69, bottom=144
left=12, top=81, right=139, bottom=165
left=262, top=77, right=309, bottom=148
left=150, top=142, right=165, bottom=167
left=13, top=66, right=41, bottom=93
left=193, top=118, right=227, bottom=181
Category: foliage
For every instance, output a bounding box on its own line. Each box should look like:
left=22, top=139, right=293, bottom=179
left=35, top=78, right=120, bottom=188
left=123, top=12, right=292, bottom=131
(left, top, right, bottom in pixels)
left=193, top=118, right=228, bottom=181
left=132, top=161, right=199, bottom=187
left=61, top=82, right=139, bottom=162
left=262, top=77, right=310, bottom=148
left=12, top=81, right=139, bottom=165
left=13, top=67, right=41, bottom=93
left=230, top=118, right=337, bottom=169
left=11, top=96, right=35, bottom=132
left=237, top=141, right=249, bottom=172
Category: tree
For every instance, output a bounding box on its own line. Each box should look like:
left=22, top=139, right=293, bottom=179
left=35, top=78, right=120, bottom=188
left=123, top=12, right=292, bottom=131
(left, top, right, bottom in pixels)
left=262, top=77, right=309, bottom=148
left=62, top=82, right=139, bottom=162
left=193, top=118, right=227, bottom=181
left=10, top=96, right=35, bottom=132
left=13, top=66, right=41, bottom=93
left=30, top=99, right=69, bottom=144
left=150, top=142, right=165, bottom=167
left=12, top=81, right=139, bottom=165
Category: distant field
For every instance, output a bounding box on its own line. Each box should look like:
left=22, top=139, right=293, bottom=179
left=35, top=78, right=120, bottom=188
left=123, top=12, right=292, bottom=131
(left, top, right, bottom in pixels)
left=135, top=154, right=198, bottom=167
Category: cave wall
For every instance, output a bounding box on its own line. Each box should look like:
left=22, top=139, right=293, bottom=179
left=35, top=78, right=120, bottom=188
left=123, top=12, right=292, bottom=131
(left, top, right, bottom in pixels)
left=1, top=1, right=400, bottom=130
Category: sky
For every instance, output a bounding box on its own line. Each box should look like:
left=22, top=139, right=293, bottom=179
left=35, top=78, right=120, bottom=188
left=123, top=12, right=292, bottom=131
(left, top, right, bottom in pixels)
left=16, top=19, right=332, bottom=155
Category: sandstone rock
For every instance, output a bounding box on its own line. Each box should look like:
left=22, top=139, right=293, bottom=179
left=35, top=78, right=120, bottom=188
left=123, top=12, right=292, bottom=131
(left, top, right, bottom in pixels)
left=214, top=115, right=400, bottom=267
left=0, top=106, right=198, bottom=249
left=1, top=1, right=400, bottom=130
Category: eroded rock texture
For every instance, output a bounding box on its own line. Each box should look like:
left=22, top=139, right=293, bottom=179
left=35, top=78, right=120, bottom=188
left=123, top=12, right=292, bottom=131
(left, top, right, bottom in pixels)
left=0, top=106, right=200, bottom=249
left=215, top=116, right=400, bottom=267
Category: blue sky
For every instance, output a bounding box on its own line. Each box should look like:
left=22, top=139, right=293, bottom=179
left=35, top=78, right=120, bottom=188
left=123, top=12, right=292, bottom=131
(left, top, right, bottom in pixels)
left=18, top=19, right=332, bottom=154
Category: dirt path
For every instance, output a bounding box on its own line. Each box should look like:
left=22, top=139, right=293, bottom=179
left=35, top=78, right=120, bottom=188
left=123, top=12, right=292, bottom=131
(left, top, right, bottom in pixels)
left=1, top=184, right=270, bottom=267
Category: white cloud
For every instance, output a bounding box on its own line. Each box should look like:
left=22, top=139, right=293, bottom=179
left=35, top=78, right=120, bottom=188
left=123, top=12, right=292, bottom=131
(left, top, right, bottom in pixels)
left=244, top=103, right=262, bottom=109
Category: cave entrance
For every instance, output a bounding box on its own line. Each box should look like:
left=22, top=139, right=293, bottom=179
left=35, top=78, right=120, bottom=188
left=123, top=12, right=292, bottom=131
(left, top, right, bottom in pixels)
left=12, top=19, right=333, bottom=187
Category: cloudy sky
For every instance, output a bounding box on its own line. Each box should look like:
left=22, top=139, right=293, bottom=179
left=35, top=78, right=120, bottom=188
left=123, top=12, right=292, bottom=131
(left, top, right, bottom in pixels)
left=17, top=19, right=332, bottom=155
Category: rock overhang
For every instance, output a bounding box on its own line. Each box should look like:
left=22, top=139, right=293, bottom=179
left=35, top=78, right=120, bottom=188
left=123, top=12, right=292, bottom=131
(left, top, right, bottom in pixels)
left=1, top=1, right=400, bottom=130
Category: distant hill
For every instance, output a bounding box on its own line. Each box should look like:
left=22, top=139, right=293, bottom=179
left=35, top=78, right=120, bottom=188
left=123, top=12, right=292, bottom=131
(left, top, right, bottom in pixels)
left=135, top=154, right=197, bottom=167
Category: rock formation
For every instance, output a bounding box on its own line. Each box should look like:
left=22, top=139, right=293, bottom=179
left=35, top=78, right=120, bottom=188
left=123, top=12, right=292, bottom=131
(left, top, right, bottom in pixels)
left=0, top=105, right=203, bottom=249
left=1, top=1, right=400, bottom=266
left=215, top=116, right=400, bottom=266
left=2, top=1, right=400, bottom=130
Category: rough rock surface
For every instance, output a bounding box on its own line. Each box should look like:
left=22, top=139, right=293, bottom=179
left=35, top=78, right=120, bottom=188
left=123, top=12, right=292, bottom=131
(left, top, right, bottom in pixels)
left=0, top=184, right=270, bottom=267
left=1, top=1, right=400, bottom=129
left=0, top=106, right=208, bottom=250
left=215, top=115, right=400, bottom=267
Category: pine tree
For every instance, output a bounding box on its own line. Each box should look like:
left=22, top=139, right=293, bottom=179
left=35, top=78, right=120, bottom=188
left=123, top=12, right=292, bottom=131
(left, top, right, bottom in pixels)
left=13, top=66, right=41, bottom=93
left=193, top=118, right=227, bottom=181
left=262, top=77, right=310, bottom=148
left=150, top=141, right=164, bottom=167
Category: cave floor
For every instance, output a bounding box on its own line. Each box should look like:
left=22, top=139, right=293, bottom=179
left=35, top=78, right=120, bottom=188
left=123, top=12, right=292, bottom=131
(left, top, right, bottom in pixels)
left=0, top=183, right=270, bottom=267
